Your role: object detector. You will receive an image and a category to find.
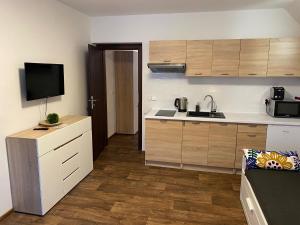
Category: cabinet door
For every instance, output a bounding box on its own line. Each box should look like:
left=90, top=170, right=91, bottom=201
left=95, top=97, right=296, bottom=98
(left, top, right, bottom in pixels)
left=145, top=120, right=182, bottom=163
left=239, top=39, right=270, bottom=77
left=268, top=38, right=300, bottom=77
left=149, top=40, right=187, bottom=63
left=186, top=40, right=213, bottom=76
left=208, top=123, right=237, bottom=168
left=235, top=133, right=266, bottom=169
left=212, top=40, right=240, bottom=76
left=182, top=121, right=209, bottom=165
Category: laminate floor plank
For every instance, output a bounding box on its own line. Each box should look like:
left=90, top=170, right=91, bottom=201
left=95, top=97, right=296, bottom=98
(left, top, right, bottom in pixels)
left=0, top=134, right=246, bottom=225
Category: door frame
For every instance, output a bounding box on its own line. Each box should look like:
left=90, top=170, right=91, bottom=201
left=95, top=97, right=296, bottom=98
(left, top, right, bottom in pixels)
left=93, top=43, right=143, bottom=151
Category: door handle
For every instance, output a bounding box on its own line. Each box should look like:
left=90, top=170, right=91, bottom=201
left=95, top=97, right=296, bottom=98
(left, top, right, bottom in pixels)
left=88, top=96, right=97, bottom=110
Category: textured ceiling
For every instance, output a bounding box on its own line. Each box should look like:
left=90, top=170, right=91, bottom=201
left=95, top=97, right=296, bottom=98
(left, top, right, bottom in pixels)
left=58, top=0, right=295, bottom=16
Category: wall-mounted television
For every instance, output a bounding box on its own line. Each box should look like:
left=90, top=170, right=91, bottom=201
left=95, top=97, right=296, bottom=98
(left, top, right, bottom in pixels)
left=25, top=62, right=65, bottom=101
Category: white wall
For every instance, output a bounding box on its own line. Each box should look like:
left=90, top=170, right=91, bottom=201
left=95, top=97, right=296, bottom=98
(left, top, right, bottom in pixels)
left=105, top=51, right=116, bottom=137
left=91, top=9, right=300, bottom=149
left=0, top=0, right=90, bottom=216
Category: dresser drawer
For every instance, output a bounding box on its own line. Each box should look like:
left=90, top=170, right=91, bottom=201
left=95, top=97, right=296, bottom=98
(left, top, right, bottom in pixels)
left=238, top=124, right=267, bottom=134
left=61, top=152, right=80, bottom=180
left=63, top=167, right=81, bottom=194
left=37, top=118, right=91, bottom=157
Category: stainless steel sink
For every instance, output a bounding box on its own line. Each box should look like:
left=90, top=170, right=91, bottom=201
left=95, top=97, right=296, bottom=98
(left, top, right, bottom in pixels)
left=187, top=111, right=226, bottom=119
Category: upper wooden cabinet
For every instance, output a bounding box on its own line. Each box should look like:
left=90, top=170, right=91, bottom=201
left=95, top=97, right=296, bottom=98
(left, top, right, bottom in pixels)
left=186, top=40, right=213, bottom=76
left=268, top=38, right=300, bottom=77
left=149, top=40, right=187, bottom=63
left=239, top=39, right=270, bottom=77
left=212, top=40, right=240, bottom=77
left=182, top=121, right=209, bottom=166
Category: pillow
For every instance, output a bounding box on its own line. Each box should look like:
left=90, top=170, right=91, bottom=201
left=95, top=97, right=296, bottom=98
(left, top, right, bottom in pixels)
left=243, top=149, right=300, bottom=171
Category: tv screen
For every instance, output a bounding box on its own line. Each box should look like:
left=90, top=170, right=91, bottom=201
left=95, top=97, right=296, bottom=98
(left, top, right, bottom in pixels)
left=25, top=63, right=65, bottom=101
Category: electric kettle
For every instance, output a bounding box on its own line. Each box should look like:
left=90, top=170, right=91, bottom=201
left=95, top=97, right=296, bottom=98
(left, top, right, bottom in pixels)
left=174, top=97, right=188, bottom=112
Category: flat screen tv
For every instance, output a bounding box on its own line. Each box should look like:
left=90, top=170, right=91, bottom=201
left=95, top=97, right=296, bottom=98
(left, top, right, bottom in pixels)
left=25, top=63, right=65, bottom=101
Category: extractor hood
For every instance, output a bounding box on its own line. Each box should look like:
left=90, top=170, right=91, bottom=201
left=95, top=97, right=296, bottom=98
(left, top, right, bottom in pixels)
left=147, top=63, right=186, bottom=73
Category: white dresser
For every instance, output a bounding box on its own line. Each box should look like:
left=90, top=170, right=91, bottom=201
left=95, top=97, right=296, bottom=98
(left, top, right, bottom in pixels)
left=6, top=115, right=93, bottom=215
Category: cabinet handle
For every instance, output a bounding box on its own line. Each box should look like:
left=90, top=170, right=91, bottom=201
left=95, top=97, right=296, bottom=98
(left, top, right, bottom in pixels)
left=163, top=60, right=171, bottom=63
left=195, top=73, right=203, bottom=75
left=220, top=73, right=229, bottom=76
left=248, top=134, right=257, bottom=138
left=285, top=74, right=294, bottom=76
left=192, top=121, right=201, bottom=125
left=248, top=73, right=257, bottom=76
left=248, top=125, right=257, bottom=128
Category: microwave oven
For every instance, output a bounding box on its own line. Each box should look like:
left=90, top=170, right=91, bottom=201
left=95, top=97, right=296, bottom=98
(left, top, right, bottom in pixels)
left=266, top=99, right=300, bottom=118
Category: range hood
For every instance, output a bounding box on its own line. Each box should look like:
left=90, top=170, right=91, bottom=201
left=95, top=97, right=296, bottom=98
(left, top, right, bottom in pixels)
left=147, top=63, right=186, bottom=73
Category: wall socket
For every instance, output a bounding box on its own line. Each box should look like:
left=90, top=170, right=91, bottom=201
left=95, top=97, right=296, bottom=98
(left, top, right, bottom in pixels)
left=151, top=96, right=157, bottom=101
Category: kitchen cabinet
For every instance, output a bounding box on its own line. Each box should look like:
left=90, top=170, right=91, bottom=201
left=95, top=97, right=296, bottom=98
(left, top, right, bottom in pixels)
left=212, top=40, right=241, bottom=76
left=186, top=40, right=213, bottom=76
left=239, top=39, right=270, bottom=77
left=235, top=124, right=267, bottom=169
left=208, top=123, right=237, bottom=168
left=149, top=40, right=187, bottom=64
left=268, top=38, right=300, bottom=77
left=182, top=121, right=209, bottom=165
left=145, top=119, right=182, bottom=163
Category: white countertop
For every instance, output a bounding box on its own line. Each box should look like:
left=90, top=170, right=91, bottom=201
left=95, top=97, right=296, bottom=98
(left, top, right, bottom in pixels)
left=145, top=109, right=300, bottom=126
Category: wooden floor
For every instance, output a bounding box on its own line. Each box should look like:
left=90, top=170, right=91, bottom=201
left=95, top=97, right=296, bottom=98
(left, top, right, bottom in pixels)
left=1, top=134, right=246, bottom=225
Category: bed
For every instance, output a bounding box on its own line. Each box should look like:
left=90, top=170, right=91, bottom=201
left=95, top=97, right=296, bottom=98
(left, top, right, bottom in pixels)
left=240, top=157, right=300, bottom=225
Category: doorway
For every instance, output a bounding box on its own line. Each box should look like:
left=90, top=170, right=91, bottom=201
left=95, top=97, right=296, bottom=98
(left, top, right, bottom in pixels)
left=88, top=43, right=142, bottom=160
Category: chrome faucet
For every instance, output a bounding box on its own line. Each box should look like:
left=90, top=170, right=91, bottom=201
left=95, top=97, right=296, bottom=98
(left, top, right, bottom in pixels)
left=204, top=95, right=216, bottom=113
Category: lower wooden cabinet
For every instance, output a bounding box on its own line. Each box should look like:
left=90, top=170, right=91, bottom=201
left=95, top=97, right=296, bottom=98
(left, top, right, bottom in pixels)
left=235, top=124, right=267, bottom=169
left=208, top=123, right=237, bottom=168
left=145, top=119, right=268, bottom=172
left=182, top=121, right=209, bottom=165
left=145, top=119, right=182, bottom=163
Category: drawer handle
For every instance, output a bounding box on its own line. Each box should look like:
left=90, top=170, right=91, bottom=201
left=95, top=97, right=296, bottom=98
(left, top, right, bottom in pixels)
left=62, top=152, right=79, bottom=165
left=219, top=123, right=228, bottom=126
left=195, top=73, right=203, bottom=75
left=248, top=73, right=257, bottom=76
left=163, top=60, right=171, bottom=63
left=246, top=197, right=254, bottom=212
left=220, top=73, right=229, bottom=76
left=248, top=125, right=257, bottom=128
left=192, top=122, right=201, bottom=125
left=285, top=73, right=294, bottom=76
left=54, top=134, right=83, bottom=151
left=63, top=167, right=79, bottom=181
left=247, top=134, right=257, bottom=138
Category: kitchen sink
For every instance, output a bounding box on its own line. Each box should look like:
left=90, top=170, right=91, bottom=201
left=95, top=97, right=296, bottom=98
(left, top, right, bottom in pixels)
left=187, top=111, right=226, bottom=119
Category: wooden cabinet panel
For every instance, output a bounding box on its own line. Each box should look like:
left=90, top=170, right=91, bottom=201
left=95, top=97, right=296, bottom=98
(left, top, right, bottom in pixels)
left=186, top=40, right=213, bottom=76
left=239, top=39, right=270, bottom=77
left=235, top=133, right=266, bottom=169
left=208, top=123, right=237, bottom=168
left=238, top=124, right=267, bottom=134
left=182, top=121, right=209, bottom=165
left=149, top=40, right=187, bottom=63
left=212, top=40, right=240, bottom=76
left=145, top=119, right=182, bottom=163
left=268, top=38, right=300, bottom=77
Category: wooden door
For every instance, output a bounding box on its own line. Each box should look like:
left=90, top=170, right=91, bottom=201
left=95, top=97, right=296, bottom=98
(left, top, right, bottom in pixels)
left=115, top=51, right=135, bottom=134
left=239, top=39, right=270, bottom=77
left=208, top=123, right=237, bottom=168
left=145, top=119, right=182, bottom=163
left=88, top=45, right=108, bottom=160
left=182, top=121, right=209, bottom=165
left=268, top=38, right=300, bottom=77
left=186, top=40, right=213, bottom=76
left=149, top=40, right=187, bottom=63
left=212, top=40, right=240, bottom=76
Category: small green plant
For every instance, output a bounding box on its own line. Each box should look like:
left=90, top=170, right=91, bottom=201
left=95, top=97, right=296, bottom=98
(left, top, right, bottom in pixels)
left=47, top=113, right=59, bottom=124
